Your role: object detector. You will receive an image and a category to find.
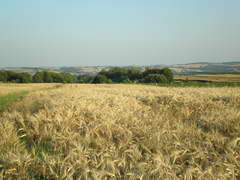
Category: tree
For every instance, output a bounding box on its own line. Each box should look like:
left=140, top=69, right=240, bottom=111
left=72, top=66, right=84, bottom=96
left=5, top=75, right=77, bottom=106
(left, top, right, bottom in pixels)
left=160, top=68, right=174, bottom=82
left=43, top=71, right=53, bottom=83
left=6, top=71, right=19, bottom=82
left=99, top=68, right=130, bottom=83
left=78, top=74, right=95, bottom=83
left=33, top=72, right=44, bottom=83
left=142, top=68, right=174, bottom=83
left=1, top=71, right=32, bottom=83
left=61, top=72, right=77, bottom=83
left=127, top=69, right=142, bottom=82
left=18, top=73, right=32, bottom=83
left=142, top=74, right=168, bottom=83
left=0, top=71, right=8, bottom=82
left=50, top=72, right=64, bottom=83
left=142, top=68, right=162, bottom=77
left=92, top=75, right=112, bottom=84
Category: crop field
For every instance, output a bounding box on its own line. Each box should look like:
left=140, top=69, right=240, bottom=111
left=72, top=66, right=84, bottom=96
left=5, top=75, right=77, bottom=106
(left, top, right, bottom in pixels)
left=175, top=74, right=240, bottom=82
left=0, top=84, right=240, bottom=179
left=0, top=83, right=58, bottom=112
left=0, top=83, right=56, bottom=96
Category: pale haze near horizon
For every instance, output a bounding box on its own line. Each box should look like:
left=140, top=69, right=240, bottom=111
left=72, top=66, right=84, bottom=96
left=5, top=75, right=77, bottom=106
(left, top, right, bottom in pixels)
left=0, top=0, right=240, bottom=67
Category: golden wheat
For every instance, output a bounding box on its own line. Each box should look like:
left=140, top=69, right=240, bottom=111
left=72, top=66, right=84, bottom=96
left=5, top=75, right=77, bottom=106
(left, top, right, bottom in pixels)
left=0, top=83, right=56, bottom=96
left=0, top=84, right=240, bottom=179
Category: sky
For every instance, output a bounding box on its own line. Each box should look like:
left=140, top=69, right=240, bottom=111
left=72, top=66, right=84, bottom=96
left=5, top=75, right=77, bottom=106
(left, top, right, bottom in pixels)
left=0, top=0, right=240, bottom=67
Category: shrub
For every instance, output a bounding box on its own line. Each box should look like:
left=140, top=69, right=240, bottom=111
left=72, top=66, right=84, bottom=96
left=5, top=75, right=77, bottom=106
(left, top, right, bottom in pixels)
left=33, top=72, right=44, bottom=83
left=161, top=68, right=174, bottom=82
left=99, top=68, right=129, bottom=83
left=92, top=75, right=112, bottom=84
left=0, top=71, right=8, bottom=82
left=143, top=74, right=168, bottom=83
left=142, top=68, right=174, bottom=83
left=77, top=74, right=95, bottom=83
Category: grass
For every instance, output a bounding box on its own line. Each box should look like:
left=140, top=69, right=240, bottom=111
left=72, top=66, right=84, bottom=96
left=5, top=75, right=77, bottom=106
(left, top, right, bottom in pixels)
left=0, top=84, right=240, bottom=179
left=0, top=91, right=29, bottom=112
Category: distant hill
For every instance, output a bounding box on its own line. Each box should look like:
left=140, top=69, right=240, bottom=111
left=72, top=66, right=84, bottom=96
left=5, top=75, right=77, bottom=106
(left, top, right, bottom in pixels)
left=1, top=61, right=240, bottom=75
left=170, top=61, right=240, bottom=74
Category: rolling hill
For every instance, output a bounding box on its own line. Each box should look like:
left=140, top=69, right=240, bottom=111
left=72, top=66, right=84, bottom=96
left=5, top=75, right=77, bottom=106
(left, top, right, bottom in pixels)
left=1, top=61, right=240, bottom=75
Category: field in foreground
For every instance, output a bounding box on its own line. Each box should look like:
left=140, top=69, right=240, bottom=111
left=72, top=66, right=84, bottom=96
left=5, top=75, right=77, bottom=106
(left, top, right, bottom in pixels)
left=0, top=83, right=56, bottom=96
left=0, top=84, right=240, bottom=179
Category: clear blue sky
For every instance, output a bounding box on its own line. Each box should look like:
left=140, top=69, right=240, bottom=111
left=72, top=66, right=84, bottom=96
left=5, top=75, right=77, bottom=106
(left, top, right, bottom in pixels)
left=0, top=0, right=240, bottom=67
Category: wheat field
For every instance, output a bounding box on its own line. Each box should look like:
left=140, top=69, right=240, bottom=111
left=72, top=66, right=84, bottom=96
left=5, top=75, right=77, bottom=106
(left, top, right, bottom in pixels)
left=0, top=84, right=240, bottom=179
left=0, top=83, right=56, bottom=96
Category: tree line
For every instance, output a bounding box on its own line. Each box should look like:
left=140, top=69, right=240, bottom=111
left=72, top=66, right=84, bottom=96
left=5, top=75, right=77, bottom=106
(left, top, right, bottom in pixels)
left=78, top=67, right=173, bottom=84
left=0, top=71, right=77, bottom=83
left=0, top=67, right=174, bottom=84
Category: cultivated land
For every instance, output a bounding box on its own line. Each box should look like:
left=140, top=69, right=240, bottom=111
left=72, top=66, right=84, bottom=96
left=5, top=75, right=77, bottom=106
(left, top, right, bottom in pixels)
left=175, top=74, right=240, bottom=82
left=0, top=83, right=55, bottom=96
left=0, top=84, right=240, bottom=179
left=0, top=84, right=57, bottom=112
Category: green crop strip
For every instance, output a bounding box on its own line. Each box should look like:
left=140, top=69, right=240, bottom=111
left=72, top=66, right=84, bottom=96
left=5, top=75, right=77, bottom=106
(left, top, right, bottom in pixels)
left=0, top=91, right=29, bottom=112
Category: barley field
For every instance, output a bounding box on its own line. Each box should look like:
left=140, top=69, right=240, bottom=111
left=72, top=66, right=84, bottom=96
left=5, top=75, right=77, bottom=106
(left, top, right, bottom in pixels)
left=0, top=83, right=56, bottom=96
left=0, top=84, right=240, bottom=179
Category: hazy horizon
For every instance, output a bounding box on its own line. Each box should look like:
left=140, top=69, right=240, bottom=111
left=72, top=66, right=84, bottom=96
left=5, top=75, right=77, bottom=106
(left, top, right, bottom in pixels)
left=1, top=1, right=240, bottom=67
left=1, top=60, right=240, bottom=68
